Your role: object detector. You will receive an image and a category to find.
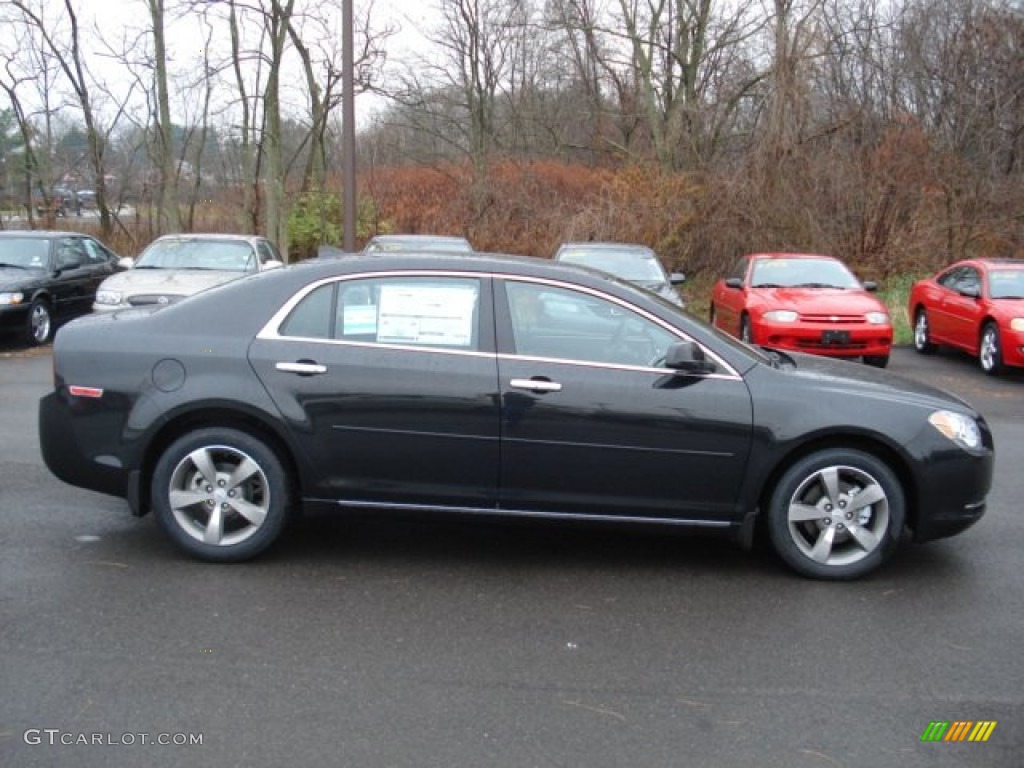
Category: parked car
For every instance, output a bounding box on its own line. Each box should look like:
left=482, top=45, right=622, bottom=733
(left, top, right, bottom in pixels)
left=909, top=258, right=1024, bottom=375
left=40, top=252, right=993, bottom=580
left=554, top=242, right=686, bottom=307
left=710, top=252, right=893, bottom=367
left=364, top=234, right=474, bottom=253
left=0, top=230, right=122, bottom=345
left=93, top=233, right=284, bottom=311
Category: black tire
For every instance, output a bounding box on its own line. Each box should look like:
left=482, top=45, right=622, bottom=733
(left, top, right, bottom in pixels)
left=863, top=355, right=889, bottom=368
left=26, top=299, right=53, bottom=346
left=708, top=305, right=716, bottom=326
left=740, top=314, right=753, bottom=344
left=152, top=427, right=291, bottom=562
left=978, top=322, right=1004, bottom=376
left=912, top=308, right=936, bottom=354
left=767, top=448, right=904, bottom=580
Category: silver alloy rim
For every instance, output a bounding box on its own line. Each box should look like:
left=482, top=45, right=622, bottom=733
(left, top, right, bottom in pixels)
left=786, top=464, right=889, bottom=567
left=31, top=304, right=51, bottom=344
left=980, top=328, right=997, bottom=371
left=168, top=445, right=270, bottom=546
left=914, top=312, right=928, bottom=349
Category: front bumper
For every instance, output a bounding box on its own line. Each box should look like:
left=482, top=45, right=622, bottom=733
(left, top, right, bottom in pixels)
left=756, top=320, right=892, bottom=358
left=905, top=422, right=994, bottom=543
left=0, top=302, right=31, bottom=331
left=1001, top=326, right=1024, bottom=368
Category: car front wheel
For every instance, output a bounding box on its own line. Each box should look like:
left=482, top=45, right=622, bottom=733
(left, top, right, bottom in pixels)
left=979, top=322, right=1003, bottom=376
left=913, top=309, right=936, bottom=354
left=740, top=314, right=753, bottom=344
left=152, top=428, right=291, bottom=562
left=767, top=448, right=904, bottom=580
left=26, top=299, right=53, bottom=346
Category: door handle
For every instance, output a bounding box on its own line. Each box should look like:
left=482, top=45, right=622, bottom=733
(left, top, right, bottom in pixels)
left=275, top=361, right=327, bottom=376
left=510, top=378, right=562, bottom=393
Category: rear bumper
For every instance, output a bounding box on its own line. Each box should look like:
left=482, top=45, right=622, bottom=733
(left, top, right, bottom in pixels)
left=39, top=391, right=130, bottom=499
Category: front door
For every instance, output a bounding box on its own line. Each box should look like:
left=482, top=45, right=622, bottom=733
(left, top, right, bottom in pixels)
left=495, top=278, right=754, bottom=522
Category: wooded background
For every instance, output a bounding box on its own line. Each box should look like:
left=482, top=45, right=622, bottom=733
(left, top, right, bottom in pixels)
left=1, top=0, right=1021, bottom=278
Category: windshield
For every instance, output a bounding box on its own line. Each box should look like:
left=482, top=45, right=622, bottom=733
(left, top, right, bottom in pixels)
left=750, top=258, right=860, bottom=289
left=135, top=239, right=255, bottom=271
left=558, top=248, right=667, bottom=283
left=988, top=269, right=1024, bottom=299
left=0, top=239, right=50, bottom=268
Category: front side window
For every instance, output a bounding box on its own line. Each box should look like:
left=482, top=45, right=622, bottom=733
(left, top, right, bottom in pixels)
left=279, top=276, right=481, bottom=351
left=937, top=267, right=964, bottom=290
left=82, top=238, right=113, bottom=265
left=504, top=280, right=677, bottom=368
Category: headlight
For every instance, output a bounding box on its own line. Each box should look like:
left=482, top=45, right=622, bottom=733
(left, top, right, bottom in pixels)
left=1010, top=318, right=1024, bottom=332
left=928, top=410, right=983, bottom=451
left=0, top=291, right=25, bottom=305
left=95, top=290, right=123, bottom=305
left=763, top=310, right=798, bottom=323
left=866, top=311, right=890, bottom=325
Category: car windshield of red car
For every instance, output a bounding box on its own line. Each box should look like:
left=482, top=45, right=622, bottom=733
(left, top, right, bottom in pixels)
left=751, top=258, right=860, bottom=290
left=989, top=269, right=1024, bottom=299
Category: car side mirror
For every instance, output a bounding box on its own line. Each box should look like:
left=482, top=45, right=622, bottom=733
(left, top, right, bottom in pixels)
left=725, top=277, right=743, bottom=290
left=117, top=257, right=135, bottom=270
left=863, top=281, right=878, bottom=292
left=664, top=341, right=716, bottom=374
left=669, top=272, right=686, bottom=285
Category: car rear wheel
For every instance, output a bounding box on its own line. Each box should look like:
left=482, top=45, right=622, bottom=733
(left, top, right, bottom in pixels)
left=913, top=309, right=936, bottom=354
left=26, top=299, right=53, bottom=346
left=152, top=428, right=291, bottom=562
left=767, top=448, right=904, bottom=580
left=979, top=322, right=1003, bottom=376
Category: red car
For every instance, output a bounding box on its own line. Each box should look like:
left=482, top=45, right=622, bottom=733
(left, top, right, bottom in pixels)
left=710, top=253, right=893, bottom=367
left=908, top=258, right=1024, bottom=375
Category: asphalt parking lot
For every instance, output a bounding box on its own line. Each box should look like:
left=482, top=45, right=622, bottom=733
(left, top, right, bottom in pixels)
left=1, top=343, right=1021, bottom=767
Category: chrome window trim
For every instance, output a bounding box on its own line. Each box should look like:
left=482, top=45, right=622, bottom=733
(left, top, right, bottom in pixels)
left=257, top=268, right=741, bottom=380
left=497, top=274, right=742, bottom=380
left=256, top=270, right=488, bottom=355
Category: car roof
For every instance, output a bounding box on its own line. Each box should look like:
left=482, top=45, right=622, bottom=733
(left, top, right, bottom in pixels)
left=556, top=242, right=654, bottom=253
left=747, top=252, right=840, bottom=261
left=287, top=250, right=638, bottom=287
left=151, top=233, right=265, bottom=244
left=976, top=258, right=1024, bottom=268
left=0, top=230, right=86, bottom=239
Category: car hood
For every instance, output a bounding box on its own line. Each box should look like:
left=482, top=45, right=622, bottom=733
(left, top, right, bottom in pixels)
left=101, top=268, right=247, bottom=296
left=0, top=266, right=46, bottom=291
left=753, top=287, right=885, bottom=315
left=781, top=351, right=974, bottom=412
left=992, top=297, right=1024, bottom=314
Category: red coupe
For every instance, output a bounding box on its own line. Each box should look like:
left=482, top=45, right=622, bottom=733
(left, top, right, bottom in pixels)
left=908, top=258, right=1024, bottom=375
left=710, top=253, right=893, bottom=367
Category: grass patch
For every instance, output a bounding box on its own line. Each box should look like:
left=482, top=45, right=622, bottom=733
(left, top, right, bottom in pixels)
left=877, top=274, right=923, bottom=346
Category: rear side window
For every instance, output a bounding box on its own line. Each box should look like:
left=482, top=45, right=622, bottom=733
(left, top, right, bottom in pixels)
left=279, top=276, right=481, bottom=351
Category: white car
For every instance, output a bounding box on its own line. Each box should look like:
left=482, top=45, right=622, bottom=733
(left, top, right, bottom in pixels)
left=94, top=234, right=284, bottom=311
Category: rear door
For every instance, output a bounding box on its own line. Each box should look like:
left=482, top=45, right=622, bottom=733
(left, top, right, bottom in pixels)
left=249, top=271, right=501, bottom=509
left=495, top=277, right=754, bottom=523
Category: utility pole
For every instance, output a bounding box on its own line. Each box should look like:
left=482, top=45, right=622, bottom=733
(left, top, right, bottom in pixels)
left=342, top=0, right=356, bottom=251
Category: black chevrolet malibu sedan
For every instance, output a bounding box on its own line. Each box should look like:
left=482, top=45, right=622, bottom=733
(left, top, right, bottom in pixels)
left=39, top=253, right=994, bottom=579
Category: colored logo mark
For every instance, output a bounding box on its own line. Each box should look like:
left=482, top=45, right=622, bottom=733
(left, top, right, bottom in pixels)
left=921, top=721, right=997, bottom=742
